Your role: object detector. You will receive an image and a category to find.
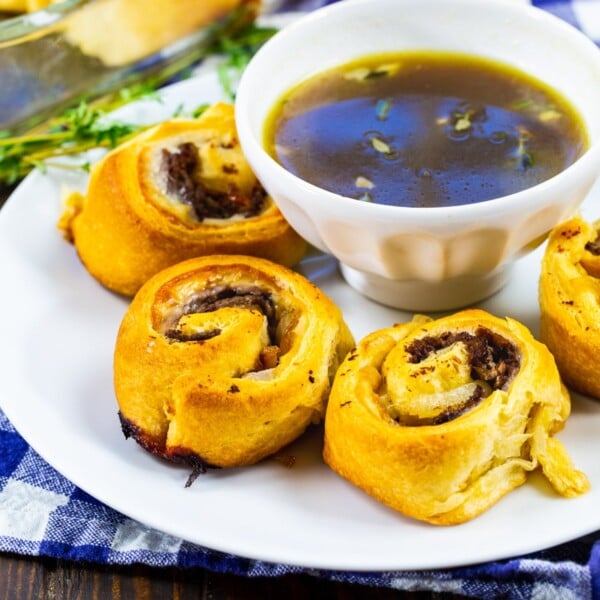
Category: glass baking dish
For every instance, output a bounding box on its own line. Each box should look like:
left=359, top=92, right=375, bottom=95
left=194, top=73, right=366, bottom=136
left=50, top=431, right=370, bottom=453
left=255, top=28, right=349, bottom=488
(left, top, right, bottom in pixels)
left=0, top=0, right=259, bottom=133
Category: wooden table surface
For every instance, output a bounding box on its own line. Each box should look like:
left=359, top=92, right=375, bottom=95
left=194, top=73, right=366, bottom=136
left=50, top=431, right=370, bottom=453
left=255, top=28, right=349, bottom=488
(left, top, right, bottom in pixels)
left=0, top=182, right=466, bottom=600
left=0, top=551, right=469, bottom=599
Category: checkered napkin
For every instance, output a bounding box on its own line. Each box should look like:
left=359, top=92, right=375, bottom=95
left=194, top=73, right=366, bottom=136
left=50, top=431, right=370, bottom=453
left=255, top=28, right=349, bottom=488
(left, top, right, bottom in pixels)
left=2, top=1, right=600, bottom=599
left=534, top=0, right=600, bottom=41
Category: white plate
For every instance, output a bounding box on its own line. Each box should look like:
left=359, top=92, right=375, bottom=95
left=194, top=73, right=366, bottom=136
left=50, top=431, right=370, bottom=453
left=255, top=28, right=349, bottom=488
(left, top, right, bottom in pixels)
left=1, top=67, right=600, bottom=573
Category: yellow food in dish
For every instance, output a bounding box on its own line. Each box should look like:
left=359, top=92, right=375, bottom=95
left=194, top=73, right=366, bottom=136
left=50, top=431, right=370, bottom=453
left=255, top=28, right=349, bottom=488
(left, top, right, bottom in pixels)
left=114, top=254, right=354, bottom=478
left=0, top=0, right=52, bottom=12
left=64, top=0, right=259, bottom=66
left=539, top=215, right=600, bottom=399
left=61, top=103, right=307, bottom=297
left=323, top=309, right=589, bottom=525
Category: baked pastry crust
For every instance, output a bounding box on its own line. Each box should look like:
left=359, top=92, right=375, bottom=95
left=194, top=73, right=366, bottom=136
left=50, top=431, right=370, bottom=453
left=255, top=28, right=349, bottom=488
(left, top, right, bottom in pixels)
left=63, top=103, right=306, bottom=296
left=539, top=215, right=600, bottom=399
left=323, top=309, right=589, bottom=525
left=114, top=254, right=354, bottom=473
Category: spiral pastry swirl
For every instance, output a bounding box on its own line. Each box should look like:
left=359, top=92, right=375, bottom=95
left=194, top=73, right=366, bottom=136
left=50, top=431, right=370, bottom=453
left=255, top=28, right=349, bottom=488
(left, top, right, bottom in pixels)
left=62, top=103, right=306, bottom=296
left=540, top=215, right=600, bottom=399
left=114, top=255, right=354, bottom=476
left=323, top=309, right=589, bottom=525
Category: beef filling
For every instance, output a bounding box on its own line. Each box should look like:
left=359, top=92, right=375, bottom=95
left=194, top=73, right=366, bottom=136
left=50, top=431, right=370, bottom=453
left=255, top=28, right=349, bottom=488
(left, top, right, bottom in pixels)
left=432, top=383, right=487, bottom=425
left=165, top=285, right=277, bottom=345
left=164, top=328, right=222, bottom=342
left=406, top=327, right=520, bottom=391
left=585, top=231, right=600, bottom=256
left=161, top=142, right=267, bottom=221
left=396, top=327, right=520, bottom=424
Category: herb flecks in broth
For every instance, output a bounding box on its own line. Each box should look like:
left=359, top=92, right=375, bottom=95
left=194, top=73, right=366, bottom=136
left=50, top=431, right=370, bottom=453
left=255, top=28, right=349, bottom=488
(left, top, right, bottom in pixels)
left=265, top=52, right=588, bottom=208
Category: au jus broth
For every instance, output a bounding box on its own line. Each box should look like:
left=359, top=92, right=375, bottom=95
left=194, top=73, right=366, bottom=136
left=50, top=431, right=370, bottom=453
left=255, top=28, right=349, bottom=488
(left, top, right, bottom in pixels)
left=264, top=52, right=588, bottom=208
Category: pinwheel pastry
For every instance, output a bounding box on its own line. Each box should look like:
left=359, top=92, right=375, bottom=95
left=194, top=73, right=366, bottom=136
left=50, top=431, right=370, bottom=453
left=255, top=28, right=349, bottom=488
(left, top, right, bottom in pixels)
left=114, top=254, right=354, bottom=479
left=540, top=215, right=600, bottom=399
left=61, top=103, right=306, bottom=296
left=323, top=309, right=589, bottom=525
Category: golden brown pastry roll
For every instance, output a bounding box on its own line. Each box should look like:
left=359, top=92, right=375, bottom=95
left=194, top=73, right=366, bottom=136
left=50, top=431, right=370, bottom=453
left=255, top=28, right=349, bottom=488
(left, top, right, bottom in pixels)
left=114, top=254, right=354, bottom=479
left=63, top=103, right=306, bottom=297
left=540, top=215, right=600, bottom=399
left=323, top=309, right=589, bottom=525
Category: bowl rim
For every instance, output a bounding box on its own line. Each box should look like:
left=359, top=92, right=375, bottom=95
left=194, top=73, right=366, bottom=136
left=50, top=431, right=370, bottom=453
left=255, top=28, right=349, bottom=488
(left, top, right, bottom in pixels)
left=235, top=0, right=600, bottom=218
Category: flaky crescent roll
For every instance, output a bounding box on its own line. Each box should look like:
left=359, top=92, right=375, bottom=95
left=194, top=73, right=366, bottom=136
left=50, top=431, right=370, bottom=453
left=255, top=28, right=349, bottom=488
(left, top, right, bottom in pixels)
left=540, top=215, right=600, bottom=399
left=323, top=309, right=589, bottom=525
left=114, top=254, right=354, bottom=476
left=63, top=103, right=306, bottom=296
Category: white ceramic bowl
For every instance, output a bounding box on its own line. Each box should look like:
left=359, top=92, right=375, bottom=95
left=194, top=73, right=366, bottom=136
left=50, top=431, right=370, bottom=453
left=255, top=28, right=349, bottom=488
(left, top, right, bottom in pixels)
left=235, top=0, right=600, bottom=311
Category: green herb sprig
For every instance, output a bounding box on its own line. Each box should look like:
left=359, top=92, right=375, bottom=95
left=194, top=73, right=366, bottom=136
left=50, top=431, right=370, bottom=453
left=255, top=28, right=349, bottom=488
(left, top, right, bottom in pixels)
left=0, top=21, right=278, bottom=186
left=212, top=23, right=278, bottom=101
left=0, top=103, right=144, bottom=184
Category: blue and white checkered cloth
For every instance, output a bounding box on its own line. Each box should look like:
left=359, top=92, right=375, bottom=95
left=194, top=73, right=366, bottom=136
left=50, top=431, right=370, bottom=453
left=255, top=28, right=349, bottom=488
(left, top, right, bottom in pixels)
left=2, top=1, right=600, bottom=599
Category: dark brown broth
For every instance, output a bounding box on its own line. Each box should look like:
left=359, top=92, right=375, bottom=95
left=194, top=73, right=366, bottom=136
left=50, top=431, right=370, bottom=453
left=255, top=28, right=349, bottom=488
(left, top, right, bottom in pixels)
left=264, top=52, right=588, bottom=207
